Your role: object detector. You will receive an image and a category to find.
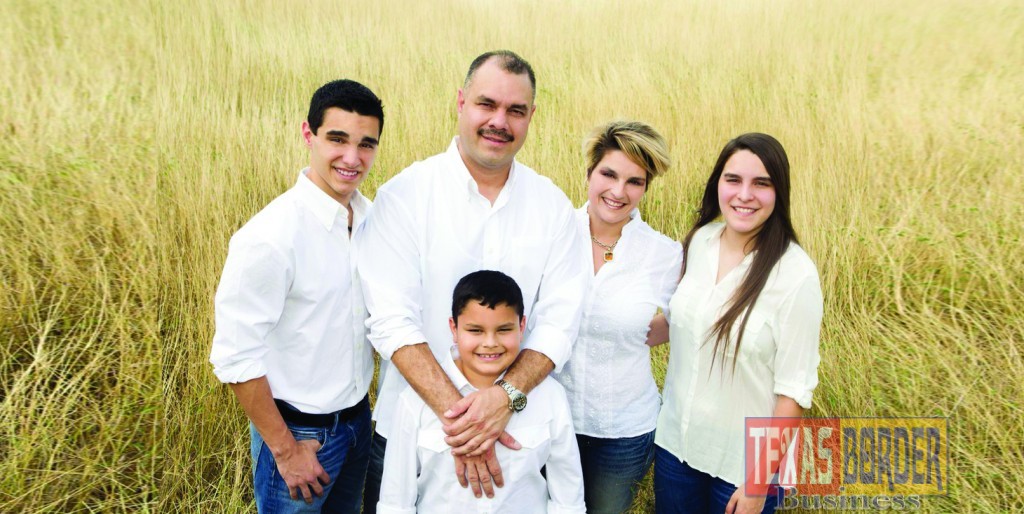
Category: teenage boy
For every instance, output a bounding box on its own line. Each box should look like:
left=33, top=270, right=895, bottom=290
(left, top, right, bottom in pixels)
left=376, top=271, right=585, bottom=514
left=210, top=79, right=383, bottom=513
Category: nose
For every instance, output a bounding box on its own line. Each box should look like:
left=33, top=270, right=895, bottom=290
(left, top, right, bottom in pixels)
left=737, top=182, right=754, bottom=201
left=340, top=144, right=360, bottom=167
left=488, top=110, right=509, bottom=130
left=610, top=180, right=626, bottom=198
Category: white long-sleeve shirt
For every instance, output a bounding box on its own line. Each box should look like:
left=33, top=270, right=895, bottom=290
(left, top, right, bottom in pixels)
left=656, top=222, right=823, bottom=486
left=209, top=169, right=373, bottom=413
left=377, top=363, right=586, bottom=514
left=357, top=138, right=588, bottom=437
left=553, top=205, right=682, bottom=438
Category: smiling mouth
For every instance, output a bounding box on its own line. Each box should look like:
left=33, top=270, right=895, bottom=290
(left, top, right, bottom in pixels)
left=333, top=167, right=359, bottom=179
left=475, top=352, right=505, bottom=361
left=602, top=197, right=626, bottom=209
left=732, top=206, right=757, bottom=215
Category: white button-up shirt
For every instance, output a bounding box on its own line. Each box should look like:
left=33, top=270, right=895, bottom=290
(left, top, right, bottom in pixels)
left=209, top=169, right=373, bottom=414
left=377, top=361, right=586, bottom=514
left=655, top=222, right=823, bottom=486
left=553, top=205, right=682, bottom=438
left=358, top=138, right=588, bottom=437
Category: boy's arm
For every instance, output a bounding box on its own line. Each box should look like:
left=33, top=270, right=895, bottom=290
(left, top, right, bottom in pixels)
left=541, top=383, right=587, bottom=514
left=377, top=392, right=426, bottom=514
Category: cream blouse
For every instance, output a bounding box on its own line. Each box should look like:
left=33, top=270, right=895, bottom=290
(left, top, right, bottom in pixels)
left=655, top=222, right=823, bottom=486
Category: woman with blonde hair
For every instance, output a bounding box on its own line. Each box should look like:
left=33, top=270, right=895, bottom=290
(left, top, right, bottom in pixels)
left=554, top=120, right=682, bottom=514
left=653, top=133, right=823, bottom=514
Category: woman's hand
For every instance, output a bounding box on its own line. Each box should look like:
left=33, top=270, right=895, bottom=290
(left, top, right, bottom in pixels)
left=725, top=484, right=766, bottom=514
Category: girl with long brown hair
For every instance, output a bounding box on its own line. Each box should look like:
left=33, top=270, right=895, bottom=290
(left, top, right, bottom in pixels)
left=652, top=133, right=824, bottom=514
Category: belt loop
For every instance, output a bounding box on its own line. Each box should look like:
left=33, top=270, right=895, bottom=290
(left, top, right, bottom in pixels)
left=330, top=411, right=340, bottom=436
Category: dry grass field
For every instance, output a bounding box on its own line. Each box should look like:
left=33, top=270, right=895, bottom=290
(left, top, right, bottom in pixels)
left=1, top=0, right=1021, bottom=512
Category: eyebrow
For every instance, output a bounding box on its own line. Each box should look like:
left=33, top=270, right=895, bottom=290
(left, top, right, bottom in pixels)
left=723, top=172, right=771, bottom=182
left=325, top=130, right=378, bottom=146
left=475, top=95, right=530, bottom=112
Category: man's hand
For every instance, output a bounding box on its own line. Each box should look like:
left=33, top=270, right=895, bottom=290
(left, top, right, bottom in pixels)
left=725, top=484, right=767, bottom=514
left=443, top=385, right=519, bottom=455
left=273, top=439, right=331, bottom=504
left=452, top=447, right=505, bottom=498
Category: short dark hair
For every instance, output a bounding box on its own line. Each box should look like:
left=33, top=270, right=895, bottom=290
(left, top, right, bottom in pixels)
left=306, top=79, right=384, bottom=136
left=451, top=270, right=525, bottom=323
left=463, top=50, right=536, bottom=98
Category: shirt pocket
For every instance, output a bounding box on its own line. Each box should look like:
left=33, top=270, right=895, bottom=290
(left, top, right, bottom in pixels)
left=417, top=428, right=449, bottom=454
left=734, top=310, right=774, bottom=364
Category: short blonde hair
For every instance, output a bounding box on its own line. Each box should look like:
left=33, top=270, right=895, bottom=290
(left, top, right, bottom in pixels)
left=583, top=120, right=670, bottom=184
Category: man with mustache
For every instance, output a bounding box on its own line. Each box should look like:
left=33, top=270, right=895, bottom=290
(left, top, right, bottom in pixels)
left=358, top=50, right=587, bottom=512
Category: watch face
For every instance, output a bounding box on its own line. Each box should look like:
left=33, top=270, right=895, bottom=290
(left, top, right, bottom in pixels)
left=511, top=393, right=527, bottom=412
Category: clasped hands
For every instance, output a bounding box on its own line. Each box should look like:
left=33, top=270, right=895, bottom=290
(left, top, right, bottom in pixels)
left=441, top=383, right=520, bottom=498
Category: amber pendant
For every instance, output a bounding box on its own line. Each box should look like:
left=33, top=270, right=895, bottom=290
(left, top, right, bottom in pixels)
left=603, top=251, right=614, bottom=262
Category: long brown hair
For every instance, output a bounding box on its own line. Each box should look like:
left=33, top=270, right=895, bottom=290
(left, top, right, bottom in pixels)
left=681, top=133, right=798, bottom=374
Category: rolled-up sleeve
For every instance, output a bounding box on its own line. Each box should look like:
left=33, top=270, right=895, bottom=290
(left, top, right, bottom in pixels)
left=772, top=272, right=824, bottom=409
left=522, top=205, right=587, bottom=372
left=357, top=187, right=428, bottom=360
left=209, top=237, right=290, bottom=384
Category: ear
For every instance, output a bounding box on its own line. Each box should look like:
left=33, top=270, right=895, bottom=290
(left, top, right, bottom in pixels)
left=301, top=121, right=314, bottom=148
left=449, top=317, right=458, bottom=341
left=457, top=89, right=466, bottom=115
left=519, top=315, right=526, bottom=333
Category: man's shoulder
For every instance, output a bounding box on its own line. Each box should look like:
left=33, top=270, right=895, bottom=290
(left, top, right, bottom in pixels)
left=514, top=162, right=571, bottom=201
left=230, top=190, right=300, bottom=249
left=377, top=151, right=450, bottom=195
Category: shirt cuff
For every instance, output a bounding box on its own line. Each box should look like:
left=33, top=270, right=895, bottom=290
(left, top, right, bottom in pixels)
left=210, top=358, right=267, bottom=384
left=547, top=500, right=586, bottom=514
left=522, top=325, right=573, bottom=373
left=371, top=326, right=429, bottom=361
left=774, top=382, right=814, bottom=410
left=375, top=503, right=416, bottom=514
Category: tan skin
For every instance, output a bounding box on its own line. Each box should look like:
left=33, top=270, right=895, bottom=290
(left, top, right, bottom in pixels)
left=230, top=378, right=330, bottom=504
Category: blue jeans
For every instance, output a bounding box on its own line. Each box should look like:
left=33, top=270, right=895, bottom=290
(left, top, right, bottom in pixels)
left=249, top=401, right=371, bottom=514
left=654, top=445, right=777, bottom=514
left=360, top=431, right=387, bottom=514
left=576, top=431, right=655, bottom=514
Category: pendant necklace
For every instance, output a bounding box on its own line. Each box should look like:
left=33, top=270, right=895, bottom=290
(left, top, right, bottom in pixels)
left=591, top=235, right=619, bottom=262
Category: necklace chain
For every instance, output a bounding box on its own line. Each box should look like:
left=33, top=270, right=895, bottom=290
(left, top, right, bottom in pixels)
left=590, top=235, right=618, bottom=251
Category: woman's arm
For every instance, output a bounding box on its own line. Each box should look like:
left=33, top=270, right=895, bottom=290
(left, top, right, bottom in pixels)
left=725, top=396, right=804, bottom=514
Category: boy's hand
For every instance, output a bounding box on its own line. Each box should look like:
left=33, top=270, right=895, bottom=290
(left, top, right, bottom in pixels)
left=443, top=385, right=520, bottom=455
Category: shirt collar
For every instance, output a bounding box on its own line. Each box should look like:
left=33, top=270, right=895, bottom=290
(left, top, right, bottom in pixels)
left=447, top=137, right=520, bottom=203
left=295, top=168, right=351, bottom=232
left=445, top=352, right=508, bottom=396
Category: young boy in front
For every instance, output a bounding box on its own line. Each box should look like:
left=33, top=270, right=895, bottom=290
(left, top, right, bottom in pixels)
left=376, top=270, right=585, bottom=514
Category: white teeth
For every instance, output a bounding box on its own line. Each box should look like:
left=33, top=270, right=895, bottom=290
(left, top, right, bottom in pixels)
left=334, top=168, right=358, bottom=178
left=603, top=198, right=625, bottom=208
left=734, top=206, right=755, bottom=214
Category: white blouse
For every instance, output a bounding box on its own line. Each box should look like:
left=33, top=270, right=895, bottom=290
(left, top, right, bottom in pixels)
left=655, top=222, right=823, bottom=486
left=553, top=205, right=682, bottom=438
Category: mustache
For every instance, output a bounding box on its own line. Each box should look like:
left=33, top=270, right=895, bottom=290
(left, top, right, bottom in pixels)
left=478, top=128, right=513, bottom=143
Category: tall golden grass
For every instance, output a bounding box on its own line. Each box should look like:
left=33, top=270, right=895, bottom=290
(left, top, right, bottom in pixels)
left=1, top=0, right=1021, bottom=512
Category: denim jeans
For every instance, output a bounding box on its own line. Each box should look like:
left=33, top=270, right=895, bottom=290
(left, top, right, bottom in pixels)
left=360, top=431, right=388, bottom=514
left=576, top=431, right=655, bottom=514
left=249, top=401, right=371, bottom=514
left=654, top=445, right=777, bottom=514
